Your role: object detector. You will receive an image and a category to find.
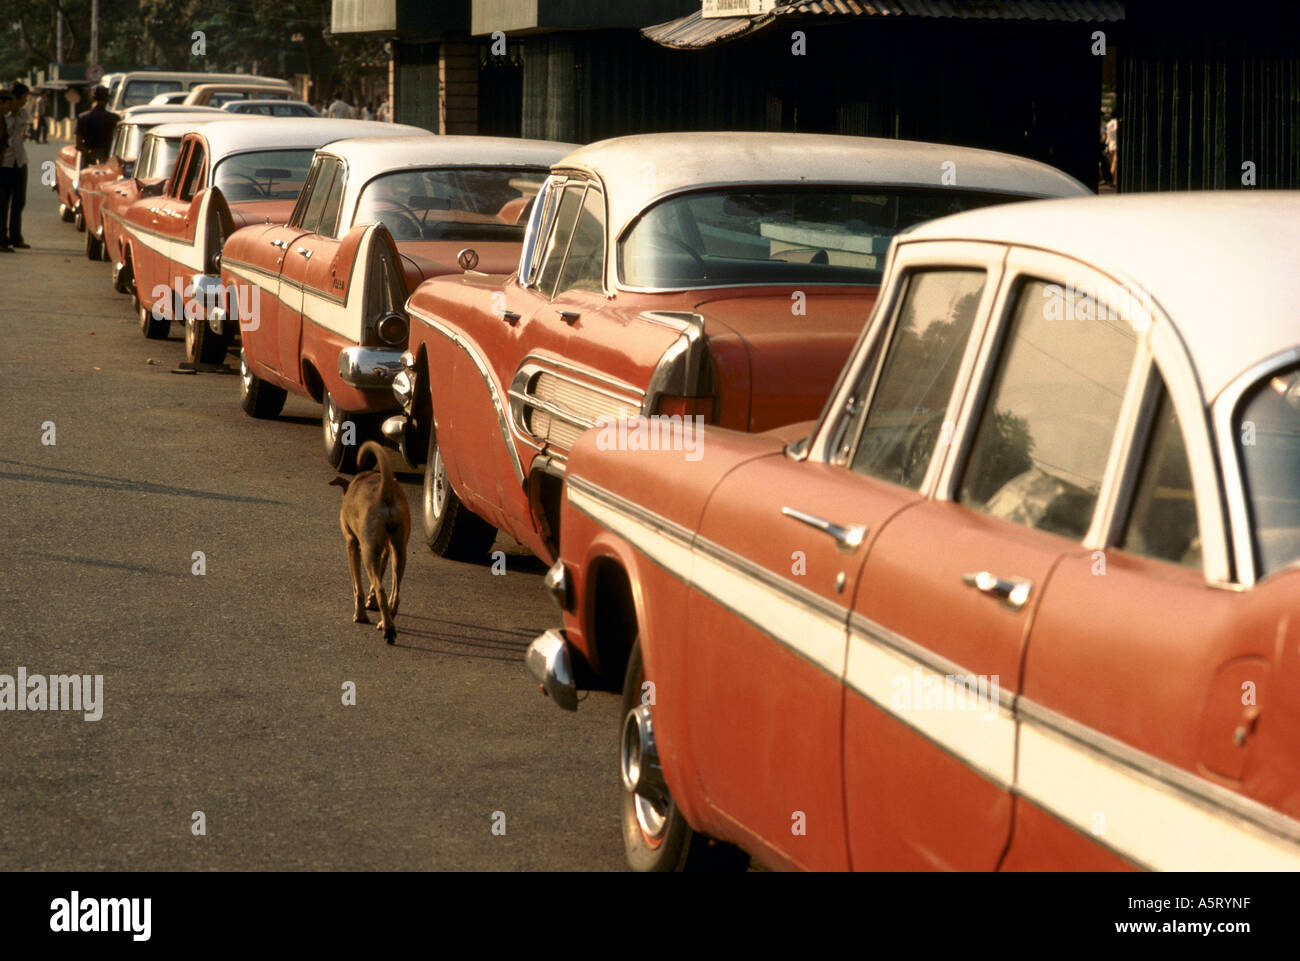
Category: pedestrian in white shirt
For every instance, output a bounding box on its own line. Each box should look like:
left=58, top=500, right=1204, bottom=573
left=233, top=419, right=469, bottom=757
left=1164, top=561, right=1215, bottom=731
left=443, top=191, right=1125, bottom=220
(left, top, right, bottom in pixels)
left=327, top=91, right=352, bottom=119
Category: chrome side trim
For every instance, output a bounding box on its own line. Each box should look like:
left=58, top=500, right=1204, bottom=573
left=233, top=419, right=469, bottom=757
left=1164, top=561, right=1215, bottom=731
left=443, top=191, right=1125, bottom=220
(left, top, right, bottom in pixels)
left=408, top=304, right=526, bottom=486
left=1016, top=695, right=1300, bottom=848
left=640, top=311, right=711, bottom=417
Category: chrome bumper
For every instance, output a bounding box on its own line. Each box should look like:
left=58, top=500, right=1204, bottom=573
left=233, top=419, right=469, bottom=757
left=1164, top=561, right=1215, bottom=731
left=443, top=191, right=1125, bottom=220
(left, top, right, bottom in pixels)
left=526, top=629, right=578, bottom=712
left=339, top=347, right=405, bottom=389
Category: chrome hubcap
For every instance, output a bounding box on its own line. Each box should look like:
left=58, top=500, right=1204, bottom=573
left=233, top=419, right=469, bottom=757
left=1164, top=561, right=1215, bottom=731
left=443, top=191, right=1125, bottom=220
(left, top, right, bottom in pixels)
left=621, top=707, right=670, bottom=842
left=324, top=395, right=341, bottom=446
left=239, top=352, right=253, bottom=393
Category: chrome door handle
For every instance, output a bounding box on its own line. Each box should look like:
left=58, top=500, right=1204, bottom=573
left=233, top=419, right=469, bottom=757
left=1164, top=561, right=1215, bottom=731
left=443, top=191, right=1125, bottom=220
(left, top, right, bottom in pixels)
left=962, top=571, right=1033, bottom=610
left=295, top=247, right=312, bottom=259
left=269, top=239, right=285, bottom=248
left=781, top=507, right=867, bottom=552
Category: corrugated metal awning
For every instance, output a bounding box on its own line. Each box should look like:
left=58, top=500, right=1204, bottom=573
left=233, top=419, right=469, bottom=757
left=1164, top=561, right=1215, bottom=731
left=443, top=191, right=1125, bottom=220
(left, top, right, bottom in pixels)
left=645, top=0, right=1125, bottom=49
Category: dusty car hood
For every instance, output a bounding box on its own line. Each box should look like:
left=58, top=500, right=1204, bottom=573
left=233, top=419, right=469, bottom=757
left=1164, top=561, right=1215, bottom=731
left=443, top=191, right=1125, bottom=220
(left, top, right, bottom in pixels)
left=692, top=287, right=878, bottom=432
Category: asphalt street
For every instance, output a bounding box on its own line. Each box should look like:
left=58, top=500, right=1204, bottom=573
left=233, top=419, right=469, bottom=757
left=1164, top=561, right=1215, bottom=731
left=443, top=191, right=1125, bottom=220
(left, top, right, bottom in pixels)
left=0, top=142, right=625, bottom=871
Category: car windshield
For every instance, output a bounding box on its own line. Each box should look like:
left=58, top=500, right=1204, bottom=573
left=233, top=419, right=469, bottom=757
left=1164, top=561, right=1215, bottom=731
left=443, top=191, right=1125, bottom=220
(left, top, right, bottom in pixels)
left=122, top=79, right=182, bottom=108
left=620, top=187, right=1024, bottom=288
left=353, top=166, right=549, bottom=241
left=1236, top=363, right=1300, bottom=578
left=213, top=149, right=314, bottom=202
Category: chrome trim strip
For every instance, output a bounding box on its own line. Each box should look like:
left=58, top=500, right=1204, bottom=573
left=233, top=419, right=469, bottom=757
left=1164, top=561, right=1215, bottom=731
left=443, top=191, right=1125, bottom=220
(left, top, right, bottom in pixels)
left=1016, top=696, right=1300, bottom=848
left=408, top=304, right=526, bottom=486
left=507, top=388, right=596, bottom=431
left=518, top=353, right=645, bottom=400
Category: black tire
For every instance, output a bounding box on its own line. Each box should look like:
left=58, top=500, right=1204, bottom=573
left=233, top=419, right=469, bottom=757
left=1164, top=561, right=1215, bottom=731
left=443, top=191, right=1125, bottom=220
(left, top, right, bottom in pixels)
left=60, top=203, right=75, bottom=223
left=84, top=227, right=103, bottom=261
left=114, top=252, right=133, bottom=294
left=138, top=300, right=169, bottom=340
left=620, top=639, right=750, bottom=872
left=422, top=421, right=497, bottom=560
left=185, top=311, right=227, bottom=365
left=74, top=203, right=85, bottom=232
left=323, top=388, right=369, bottom=472
left=238, top=350, right=286, bottom=419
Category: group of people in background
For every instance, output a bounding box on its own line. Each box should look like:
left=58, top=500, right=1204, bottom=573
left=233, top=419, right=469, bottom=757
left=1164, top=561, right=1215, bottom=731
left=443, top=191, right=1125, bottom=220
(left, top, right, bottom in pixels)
left=321, top=91, right=390, bottom=123
left=0, top=81, right=122, bottom=254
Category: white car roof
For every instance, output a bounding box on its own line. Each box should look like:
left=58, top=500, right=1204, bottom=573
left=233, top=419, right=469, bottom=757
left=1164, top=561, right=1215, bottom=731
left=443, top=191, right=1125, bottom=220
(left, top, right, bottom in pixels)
left=556, top=131, right=1092, bottom=241
left=317, top=135, right=574, bottom=231
left=187, top=118, right=426, bottom=164
left=902, top=191, right=1300, bottom=402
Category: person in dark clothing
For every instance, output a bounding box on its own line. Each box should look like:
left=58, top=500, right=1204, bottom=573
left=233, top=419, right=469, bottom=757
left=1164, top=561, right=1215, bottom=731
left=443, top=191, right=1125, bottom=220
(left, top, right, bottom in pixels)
left=1, top=81, right=32, bottom=249
left=0, top=87, right=15, bottom=252
left=75, top=85, right=119, bottom=165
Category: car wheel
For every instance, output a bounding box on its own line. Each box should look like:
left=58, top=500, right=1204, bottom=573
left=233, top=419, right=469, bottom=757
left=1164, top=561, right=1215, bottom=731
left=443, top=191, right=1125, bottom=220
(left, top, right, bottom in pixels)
left=138, top=300, right=169, bottom=340
left=114, top=252, right=134, bottom=294
left=620, top=639, right=750, bottom=872
left=59, top=203, right=75, bottom=223
left=185, top=312, right=227, bottom=365
left=322, top=389, right=365, bottom=472
left=238, top=350, right=286, bottom=419
left=73, top=203, right=85, bottom=232
left=84, top=228, right=102, bottom=261
left=422, top=422, right=497, bottom=560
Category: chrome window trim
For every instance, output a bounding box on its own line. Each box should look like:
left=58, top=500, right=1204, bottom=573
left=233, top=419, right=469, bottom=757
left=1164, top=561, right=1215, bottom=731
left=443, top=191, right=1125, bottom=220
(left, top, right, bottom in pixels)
left=1212, top=346, right=1300, bottom=588
left=520, top=174, right=562, bottom=287
left=815, top=240, right=1007, bottom=497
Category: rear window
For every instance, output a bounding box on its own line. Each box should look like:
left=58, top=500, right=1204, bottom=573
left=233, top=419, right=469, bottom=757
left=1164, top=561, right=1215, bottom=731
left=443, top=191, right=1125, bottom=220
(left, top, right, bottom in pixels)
left=122, top=80, right=182, bottom=108
left=620, top=187, right=1022, bottom=289
left=353, top=166, right=548, bottom=241
left=213, top=149, right=315, bottom=202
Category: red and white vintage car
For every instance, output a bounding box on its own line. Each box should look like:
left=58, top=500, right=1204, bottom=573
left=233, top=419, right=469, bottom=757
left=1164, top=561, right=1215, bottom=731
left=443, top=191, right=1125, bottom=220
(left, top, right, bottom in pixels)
left=103, top=121, right=212, bottom=297
left=528, top=192, right=1300, bottom=872
left=386, top=133, right=1089, bottom=563
left=77, top=109, right=223, bottom=262
left=118, top=117, right=421, bottom=364
left=223, top=135, right=570, bottom=469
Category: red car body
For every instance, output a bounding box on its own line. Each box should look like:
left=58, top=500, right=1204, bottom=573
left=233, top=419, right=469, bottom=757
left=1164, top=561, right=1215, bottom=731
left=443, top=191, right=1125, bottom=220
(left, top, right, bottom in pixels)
left=390, top=132, right=1089, bottom=564
left=223, top=134, right=570, bottom=469
left=532, top=192, right=1300, bottom=872
left=117, top=117, right=414, bottom=364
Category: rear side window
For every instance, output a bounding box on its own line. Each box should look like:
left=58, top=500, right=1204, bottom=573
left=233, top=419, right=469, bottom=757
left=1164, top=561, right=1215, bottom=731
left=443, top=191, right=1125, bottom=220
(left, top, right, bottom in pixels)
left=851, top=269, right=986, bottom=489
left=178, top=144, right=206, bottom=201
left=554, top=187, right=605, bottom=295
left=299, top=159, right=339, bottom=234
left=957, top=279, right=1137, bottom=540
left=317, top=166, right=347, bottom=239
left=536, top=183, right=587, bottom=299
left=1121, top=384, right=1199, bottom=568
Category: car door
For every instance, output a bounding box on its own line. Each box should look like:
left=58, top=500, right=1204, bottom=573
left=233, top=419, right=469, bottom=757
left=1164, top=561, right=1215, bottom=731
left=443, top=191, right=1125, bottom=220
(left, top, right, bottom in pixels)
left=231, top=157, right=320, bottom=379
left=1001, top=266, right=1298, bottom=871
left=154, top=139, right=207, bottom=316
left=679, top=248, right=1000, bottom=871
left=842, top=249, right=1144, bottom=871
left=280, top=156, right=344, bottom=383
left=133, top=140, right=193, bottom=314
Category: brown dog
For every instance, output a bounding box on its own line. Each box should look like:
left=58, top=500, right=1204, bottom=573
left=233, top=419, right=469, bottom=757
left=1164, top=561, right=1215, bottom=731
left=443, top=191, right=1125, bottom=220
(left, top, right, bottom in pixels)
left=329, top=440, right=410, bottom=644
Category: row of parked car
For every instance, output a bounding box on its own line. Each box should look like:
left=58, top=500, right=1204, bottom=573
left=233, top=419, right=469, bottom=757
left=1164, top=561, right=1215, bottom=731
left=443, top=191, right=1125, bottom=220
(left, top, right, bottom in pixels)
left=51, top=112, right=1300, bottom=872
